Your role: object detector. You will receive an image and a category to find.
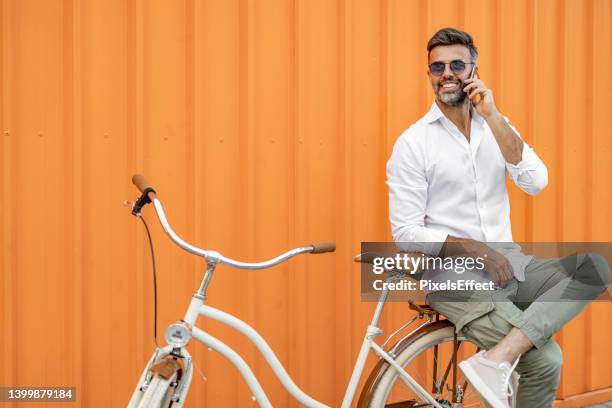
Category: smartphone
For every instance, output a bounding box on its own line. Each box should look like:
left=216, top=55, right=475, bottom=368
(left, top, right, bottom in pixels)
left=468, top=65, right=479, bottom=105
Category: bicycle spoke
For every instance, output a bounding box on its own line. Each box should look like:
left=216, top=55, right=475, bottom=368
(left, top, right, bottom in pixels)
left=438, top=340, right=461, bottom=393
left=432, top=343, right=439, bottom=393
left=452, top=331, right=458, bottom=402
left=384, top=401, right=420, bottom=408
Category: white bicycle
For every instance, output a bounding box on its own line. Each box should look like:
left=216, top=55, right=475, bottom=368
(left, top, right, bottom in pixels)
left=126, top=175, right=484, bottom=408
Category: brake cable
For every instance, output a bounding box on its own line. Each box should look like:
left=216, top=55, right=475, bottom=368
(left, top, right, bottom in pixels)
left=138, top=215, right=162, bottom=350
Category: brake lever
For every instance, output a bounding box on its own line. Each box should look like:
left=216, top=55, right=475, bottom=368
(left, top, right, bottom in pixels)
left=132, top=192, right=153, bottom=216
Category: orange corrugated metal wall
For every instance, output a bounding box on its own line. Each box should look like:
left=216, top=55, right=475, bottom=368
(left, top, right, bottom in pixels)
left=1, top=0, right=611, bottom=406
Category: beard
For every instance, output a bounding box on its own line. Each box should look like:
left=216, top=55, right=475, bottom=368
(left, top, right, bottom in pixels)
left=434, top=80, right=468, bottom=106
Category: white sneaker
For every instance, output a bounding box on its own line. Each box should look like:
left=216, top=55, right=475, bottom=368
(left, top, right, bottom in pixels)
left=459, top=351, right=520, bottom=408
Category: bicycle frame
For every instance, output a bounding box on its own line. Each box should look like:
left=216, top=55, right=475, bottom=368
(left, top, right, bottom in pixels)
left=128, top=194, right=444, bottom=408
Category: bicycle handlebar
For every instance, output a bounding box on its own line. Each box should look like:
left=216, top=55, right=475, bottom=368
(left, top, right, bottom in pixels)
left=131, top=174, right=335, bottom=269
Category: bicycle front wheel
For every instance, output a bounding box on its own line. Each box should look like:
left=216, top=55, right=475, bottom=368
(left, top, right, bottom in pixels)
left=363, top=320, right=484, bottom=408
left=136, top=372, right=178, bottom=408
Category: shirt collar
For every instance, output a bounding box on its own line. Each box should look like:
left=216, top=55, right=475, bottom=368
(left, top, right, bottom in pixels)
left=424, top=101, right=445, bottom=123
left=425, top=101, right=485, bottom=125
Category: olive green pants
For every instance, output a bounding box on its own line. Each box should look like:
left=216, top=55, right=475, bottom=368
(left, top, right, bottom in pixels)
left=427, top=253, right=611, bottom=408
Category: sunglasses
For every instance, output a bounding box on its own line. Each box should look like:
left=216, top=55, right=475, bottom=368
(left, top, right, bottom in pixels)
left=429, top=60, right=475, bottom=76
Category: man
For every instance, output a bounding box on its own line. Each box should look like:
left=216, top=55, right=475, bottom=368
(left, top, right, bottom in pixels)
left=386, top=27, right=610, bottom=408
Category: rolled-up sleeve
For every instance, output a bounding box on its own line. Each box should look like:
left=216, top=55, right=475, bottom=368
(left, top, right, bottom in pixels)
left=387, top=136, right=448, bottom=256
left=504, top=125, right=548, bottom=195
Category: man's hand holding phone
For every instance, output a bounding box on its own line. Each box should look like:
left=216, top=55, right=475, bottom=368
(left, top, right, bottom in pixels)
left=463, top=69, right=500, bottom=119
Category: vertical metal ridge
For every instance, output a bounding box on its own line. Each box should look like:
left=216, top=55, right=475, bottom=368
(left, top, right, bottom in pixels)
left=380, top=0, right=391, bottom=337
left=183, top=1, right=200, bottom=399
left=425, top=0, right=432, bottom=39
left=493, top=0, right=501, bottom=100
left=422, top=0, right=430, bottom=110
left=525, top=0, right=535, bottom=242
left=238, top=0, right=256, bottom=403
left=66, top=0, right=84, bottom=401
left=584, top=0, right=593, bottom=242
left=185, top=0, right=196, bottom=241
left=334, top=0, right=352, bottom=402
left=191, top=1, right=204, bottom=404
left=458, top=0, right=466, bottom=27
left=184, top=0, right=197, bottom=320
left=140, top=0, right=149, bottom=175
left=62, top=0, right=73, bottom=390
left=556, top=0, right=565, bottom=242
left=555, top=0, right=566, bottom=396
left=379, top=0, right=389, bottom=242
left=0, top=0, right=5, bottom=388
left=125, top=0, right=138, bottom=386
left=1, top=0, right=16, bottom=390
left=584, top=0, right=595, bottom=391
left=289, top=0, right=297, bottom=248
left=133, top=0, right=146, bottom=378
left=287, top=0, right=302, bottom=397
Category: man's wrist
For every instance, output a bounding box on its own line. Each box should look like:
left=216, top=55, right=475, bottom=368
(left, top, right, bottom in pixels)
left=442, top=236, right=481, bottom=258
left=482, top=108, right=502, bottom=122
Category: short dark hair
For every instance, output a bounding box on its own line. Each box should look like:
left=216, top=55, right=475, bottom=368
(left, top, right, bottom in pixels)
left=427, top=28, right=478, bottom=61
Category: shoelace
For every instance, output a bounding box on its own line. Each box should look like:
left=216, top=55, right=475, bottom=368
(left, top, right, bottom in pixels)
left=500, top=356, right=521, bottom=397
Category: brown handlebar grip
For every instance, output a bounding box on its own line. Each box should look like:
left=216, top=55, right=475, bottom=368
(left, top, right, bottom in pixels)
left=132, top=174, right=155, bottom=194
left=311, top=242, right=336, bottom=254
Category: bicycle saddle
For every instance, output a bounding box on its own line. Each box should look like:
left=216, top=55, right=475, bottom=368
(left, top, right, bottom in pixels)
left=354, top=251, right=388, bottom=264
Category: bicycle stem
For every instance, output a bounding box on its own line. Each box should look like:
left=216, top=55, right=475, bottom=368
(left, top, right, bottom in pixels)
left=194, top=264, right=216, bottom=301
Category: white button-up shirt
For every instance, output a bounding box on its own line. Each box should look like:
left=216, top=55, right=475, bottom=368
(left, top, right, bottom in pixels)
left=387, top=102, right=548, bottom=281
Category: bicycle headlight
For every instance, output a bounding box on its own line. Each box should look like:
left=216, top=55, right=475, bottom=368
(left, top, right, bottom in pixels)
left=164, top=321, right=192, bottom=348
